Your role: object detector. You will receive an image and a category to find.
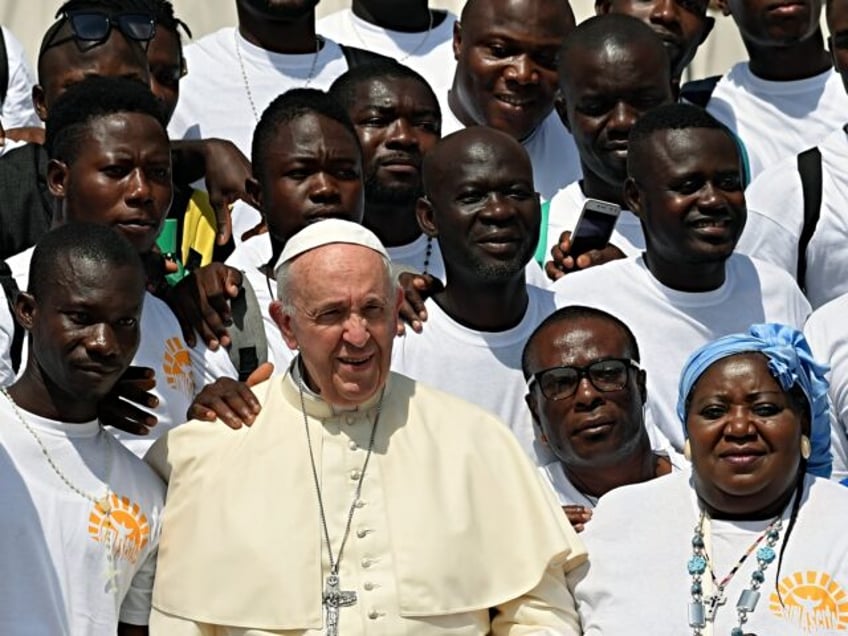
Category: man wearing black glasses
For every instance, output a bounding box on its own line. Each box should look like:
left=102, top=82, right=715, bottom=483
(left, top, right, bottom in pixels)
left=522, top=305, right=681, bottom=532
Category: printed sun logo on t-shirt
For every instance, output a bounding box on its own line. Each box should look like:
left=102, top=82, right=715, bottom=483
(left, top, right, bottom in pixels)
left=769, top=571, right=848, bottom=632
left=88, top=493, right=150, bottom=565
left=163, top=336, right=194, bottom=396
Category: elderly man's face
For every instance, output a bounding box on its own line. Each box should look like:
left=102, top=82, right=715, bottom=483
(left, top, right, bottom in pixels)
left=276, top=243, right=401, bottom=407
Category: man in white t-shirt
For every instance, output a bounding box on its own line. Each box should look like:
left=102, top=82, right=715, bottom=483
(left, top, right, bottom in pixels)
left=0, top=222, right=165, bottom=635
left=318, top=0, right=457, bottom=100
left=543, top=15, right=674, bottom=276
left=391, top=126, right=556, bottom=463
left=169, top=0, right=380, bottom=160
left=552, top=103, right=810, bottom=451
left=704, top=0, right=848, bottom=179
left=523, top=305, right=683, bottom=531
left=443, top=0, right=581, bottom=202
left=5, top=76, right=237, bottom=456
left=732, top=0, right=848, bottom=309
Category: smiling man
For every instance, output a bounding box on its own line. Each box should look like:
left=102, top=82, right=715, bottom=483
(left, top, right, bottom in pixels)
left=552, top=103, right=810, bottom=451
left=390, top=125, right=556, bottom=463
left=146, top=218, right=585, bottom=635
left=444, top=0, right=580, bottom=201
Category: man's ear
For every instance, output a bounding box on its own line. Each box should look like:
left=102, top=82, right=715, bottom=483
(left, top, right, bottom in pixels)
left=416, top=196, right=439, bottom=238
left=270, top=300, right=298, bottom=351
left=623, top=177, right=644, bottom=220
left=636, top=368, right=648, bottom=405
left=245, top=176, right=262, bottom=210
left=554, top=90, right=571, bottom=132
left=32, top=85, right=48, bottom=122
left=525, top=391, right=550, bottom=446
left=452, top=21, right=462, bottom=61
left=46, top=158, right=70, bottom=198
left=14, top=291, right=37, bottom=332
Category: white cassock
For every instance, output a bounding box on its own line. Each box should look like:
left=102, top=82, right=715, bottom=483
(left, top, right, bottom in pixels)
left=145, top=367, right=585, bottom=635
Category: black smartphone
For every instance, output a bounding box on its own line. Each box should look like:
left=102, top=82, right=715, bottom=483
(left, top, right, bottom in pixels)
left=569, top=199, right=622, bottom=255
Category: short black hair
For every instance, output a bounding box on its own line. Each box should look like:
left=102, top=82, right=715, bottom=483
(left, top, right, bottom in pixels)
left=138, top=0, right=192, bottom=39
left=45, top=75, right=166, bottom=164
left=251, top=88, right=361, bottom=178
left=328, top=59, right=441, bottom=123
left=559, top=14, right=670, bottom=86
left=29, top=223, right=144, bottom=298
left=627, top=102, right=735, bottom=176
left=521, top=305, right=641, bottom=379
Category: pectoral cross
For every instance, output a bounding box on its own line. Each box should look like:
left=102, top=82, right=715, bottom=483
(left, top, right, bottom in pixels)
left=323, top=573, right=357, bottom=636
left=705, top=590, right=727, bottom=622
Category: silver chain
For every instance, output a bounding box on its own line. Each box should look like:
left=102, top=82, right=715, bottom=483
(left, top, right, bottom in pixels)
left=234, top=30, right=323, bottom=123
left=350, top=9, right=434, bottom=63
left=1, top=387, right=113, bottom=513
left=298, top=372, right=383, bottom=575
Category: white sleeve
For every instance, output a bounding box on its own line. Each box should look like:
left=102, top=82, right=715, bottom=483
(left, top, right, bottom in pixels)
left=0, top=27, right=39, bottom=129
left=119, top=548, right=157, bottom=625
left=736, top=161, right=804, bottom=276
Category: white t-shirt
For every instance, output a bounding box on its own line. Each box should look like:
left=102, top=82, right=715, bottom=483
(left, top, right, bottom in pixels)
left=0, top=26, right=39, bottom=130
left=804, top=294, right=848, bottom=483
left=707, top=63, right=848, bottom=180
left=569, top=469, right=848, bottom=635
left=168, top=27, right=351, bottom=157
left=391, top=285, right=556, bottom=464
left=543, top=180, right=644, bottom=260
left=441, top=106, right=581, bottom=203
left=317, top=8, right=457, bottom=101
left=552, top=254, right=811, bottom=450
left=737, top=126, right=848, bottom=309
left=0, top=394, right=165, bottom=633
left=5, top=247, right=238, bottom=456
left=0, top=294, right=13, bottom=386
left=539, top=449, right=687, bottom=508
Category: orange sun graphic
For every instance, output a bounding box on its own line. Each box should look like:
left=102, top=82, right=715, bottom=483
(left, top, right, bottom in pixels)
left=770, top=570, right=848, bottom=633
left=88, top=493, right=150, bottom=565
left=163, top=336, right=194, bottom=395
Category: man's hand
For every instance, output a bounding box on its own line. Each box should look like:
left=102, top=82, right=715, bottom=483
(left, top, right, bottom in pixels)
left=201, top=139, right=254, bottom=246
left=563, top=505, right=592, bottom=533
left=166, top=263, right=243, bottom=349
left=187, top=362, right=273, bottom=428
left=544, top=231, right=626, bottom=281
left=98, top=366, right=158, bottom=436
left=397, top=272, right=443, bottom=335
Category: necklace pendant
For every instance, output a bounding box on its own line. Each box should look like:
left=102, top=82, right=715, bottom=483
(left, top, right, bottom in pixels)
left=688, top=601, right=706, bottom=628
left=705, top=591, right=727, bottom=621
left=737, top=588, right=760, bottom=613
left=323, top=573, right=357, bottom=636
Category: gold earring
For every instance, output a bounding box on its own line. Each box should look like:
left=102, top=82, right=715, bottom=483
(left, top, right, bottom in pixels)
left=800, top=435, right=812, bottom=460
left=683, top=439, right=692, bottom=461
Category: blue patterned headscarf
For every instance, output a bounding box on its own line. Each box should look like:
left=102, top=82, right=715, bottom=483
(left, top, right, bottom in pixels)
left=676, top=323, right=832, bottom=478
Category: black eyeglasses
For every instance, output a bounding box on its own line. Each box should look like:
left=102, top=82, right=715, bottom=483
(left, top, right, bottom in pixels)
left=46, top=11, right=156, bottom=50
left=528, top=358, right=640, bottom=401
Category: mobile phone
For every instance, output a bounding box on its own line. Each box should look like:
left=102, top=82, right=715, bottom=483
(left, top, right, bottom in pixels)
left=568, top=199, right=622, bottom=256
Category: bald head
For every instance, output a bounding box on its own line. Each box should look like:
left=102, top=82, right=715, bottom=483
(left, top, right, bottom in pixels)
left=461, top=0, right=575, bottom=25
left=423, top=126, right=532, bottom=197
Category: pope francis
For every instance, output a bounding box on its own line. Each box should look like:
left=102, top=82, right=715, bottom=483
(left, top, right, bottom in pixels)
left=145, top=219, right=586, bottom=635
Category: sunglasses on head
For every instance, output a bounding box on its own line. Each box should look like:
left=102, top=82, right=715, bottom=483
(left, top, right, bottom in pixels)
left=46, top=11, right=156, bottom=50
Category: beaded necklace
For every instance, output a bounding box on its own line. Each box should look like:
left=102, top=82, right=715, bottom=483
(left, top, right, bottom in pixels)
left=688, top=510, right=783, bottom=636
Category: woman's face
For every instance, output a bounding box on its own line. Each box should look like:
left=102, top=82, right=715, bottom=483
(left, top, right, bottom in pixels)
left=686, top=353, right=807, bottom=518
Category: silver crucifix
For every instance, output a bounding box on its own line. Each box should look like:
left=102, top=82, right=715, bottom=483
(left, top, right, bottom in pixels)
left=705, top=589, right=727, bottom=622
left=323, top=573, right=357, bottom=636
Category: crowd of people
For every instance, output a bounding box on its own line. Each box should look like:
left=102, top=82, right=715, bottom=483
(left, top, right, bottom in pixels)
left=1, top=0, right=848, bottom=634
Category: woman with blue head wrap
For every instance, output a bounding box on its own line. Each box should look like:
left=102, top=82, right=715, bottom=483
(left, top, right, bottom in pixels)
left=567, top=323, right=848, bottom=636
